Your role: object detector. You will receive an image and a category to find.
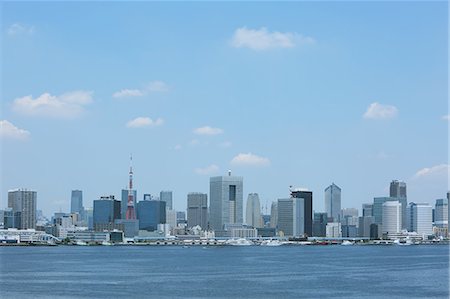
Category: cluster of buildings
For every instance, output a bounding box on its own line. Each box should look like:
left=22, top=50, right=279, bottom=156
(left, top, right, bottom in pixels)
left=1, top=162, right=449, bottom=244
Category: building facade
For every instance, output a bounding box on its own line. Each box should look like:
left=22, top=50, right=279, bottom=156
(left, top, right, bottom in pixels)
left=434, top=198, right=448, bottom=228
left=187, top=192, right=208, bottom=229
left=246, top=193, right=262, bottom=228
left=209, top=174, right=243, bottom=232
left=93, top=196, right=121, bottom=231
left=7, top=189, right=37, bottom=229
left=382, top=201, right=402, bottom=235
left=136, top=200, right=166, bottom=231
left=407, top=202, right=433, bottom=237
left=325, top=183, right=341, bottom=222
left=71, top=190, right=84, bottom=214
left=160, top=191, right=173, bottom=210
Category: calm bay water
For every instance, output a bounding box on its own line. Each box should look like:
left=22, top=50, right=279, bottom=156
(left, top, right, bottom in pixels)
left=0, top=245, right=448, bottom=298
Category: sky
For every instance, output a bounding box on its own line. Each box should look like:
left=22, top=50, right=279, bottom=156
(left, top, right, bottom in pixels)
left=1, top=1, right=448, bottom=217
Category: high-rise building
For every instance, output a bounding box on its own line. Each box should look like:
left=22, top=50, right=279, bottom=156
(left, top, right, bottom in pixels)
left=291, top=190, right=313, bottom=236
left=373, top=196, right=406, bottom=228
left=326, top=222, right=342, bottom=238
left=358, top=216, right=375, bottom=238
left=407, top=202, right=432, bottom=237
left=160, top=191, right=173, bottom=210
left=136, top=200, right=166, bottom=231
left=70, top=190, right=83, bottom=214
left=93, top=196, right=121, bottom=231
left=362, top=204, right=373, bottom=217
left=176, top=211, right=186, bottom=225
left=390, top=180, right=407, bottom=198
left=121, top=189, right=137, bottom=219
left=209, top=173, right=243, bottom=232
left=270, top=202, right=278, bottom=228
left=277, top=198, right=293, bottom=236
left=325, top=183, right=341, bottom=222
left=389, top=180, right=408, bottom=229
left=8, top=189, right=37, bottom=229
left=313, top=212, right=328, bottom=237
left=434, top=198, right=448, bottom=228
left=382, top=201, right=401, bottom=235
left=246, top=193, right=262, bottom=228
left=187, top=192, right=208, bottom=229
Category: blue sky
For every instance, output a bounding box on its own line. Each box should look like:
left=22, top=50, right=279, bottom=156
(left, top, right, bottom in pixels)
left=1, top=2, right=448, bottom=217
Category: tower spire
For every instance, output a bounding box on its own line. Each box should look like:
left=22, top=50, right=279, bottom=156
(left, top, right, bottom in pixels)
left=125, top=154, right=136, bottom=220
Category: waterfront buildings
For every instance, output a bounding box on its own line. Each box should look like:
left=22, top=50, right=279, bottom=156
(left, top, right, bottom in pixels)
left=277, top=198, right=294, bottom=236
left=358, top=216, right=375, bottom=238
left=382, top=201, right=402, bottom=236
left=407, top=202, right=433, bottom=237
left=313, top=212, right=328, bottom=237
left=389, top=180, right=408, bottom=229
left=325, top=183, right=341, bottom=222
left=209, top=173, right=243, bottom=232
left=291, top=190, right=313, bottom=236
left=276, top=189, right=313, bottom=237
left=187, top=192, right=208, bottom=229
left=326, top=222, right=342, bottom=238
left=136, top=199, right=166, bottom=231
left=7, top=189, right=37, bottom=229
left=93, top=195, right=121, bottom=231
left=270, top=202, right=278, bottom=228
left=246, top=193, right=262, bottom=228
left=434, top=198, right=448, bottom=228
left=362, top=204, right=373, bottom=217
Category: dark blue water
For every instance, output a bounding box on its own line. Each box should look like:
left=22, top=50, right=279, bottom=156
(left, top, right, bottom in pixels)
left=1, top=245, right=448, bottom=298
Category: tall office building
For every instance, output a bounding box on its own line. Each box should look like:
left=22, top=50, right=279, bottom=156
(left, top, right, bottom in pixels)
left=136, top=200, right=166, bottom=231
left=93, top=195, right=121, bottom=231
left=160, top=191, right=173, bottom=210
left=8, top=189, right=37, bottom=229
left=71, top=190, right=84, bottom=214
left=358, top=216, right=375, bottom=238
left=270, top=202, right=278, bottom=228
left=434, top=198, right=448, bottom=228
left=382, top=201, right=401, bottom=235
left=325, top=183, right=341, bottom=222
left=389, top=180, right=408, bottom=229
left=291, top=190, right=313, bottom=236
left=313, top=212, right=328, bottom=237
left=407, top=202, right=432, bottom=236
left=121, top=189, right=137, bottom=219
left=209, top=173, right=243, bottom=232
left=373, top=196, right=406, bottom=228
left=277, top=198, right=293, bottom=236
left=362, top=203, right=373, bottom=217
left=390, top=180, right=407, bottom=198
left=246, top=193, right=262, bottom=228
left=187, top=192, right=208, bottom=229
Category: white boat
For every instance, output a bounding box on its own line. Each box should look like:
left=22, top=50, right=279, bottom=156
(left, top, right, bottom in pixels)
left=225, top=238, right=254, bottom=246
left=102, top=241, right=112, bottom=246
left=341, top=240, right=354, bottom=246
left=76, top=241, right=88, bottom=246
left=394, top=239, right=412, bottom=246
left=260, top=239, right=283, bottom=246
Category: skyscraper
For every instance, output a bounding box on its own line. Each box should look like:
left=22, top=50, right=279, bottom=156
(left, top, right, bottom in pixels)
left=277, top=198, right=293, bottom=236
left=389, top=180, right=407, bottom=229
left=291, top=189, right=313, bottom=236
left=325, top=183, right=341, bottom=222
left=407, top=202, right=432, bottom=237
left=71, top=190, right=83, bottom=214
left=246, top=193, right=262, bottom=228
left=136, top=200, right=166, bottom=231
left=270, top=201, right=278, bottom=228
left=187, top=192, right=208, bottom=229
left=390, top=180, right=407, bottom=198
left=160, top=191, right=173, bottom=210
left=209, top=173, right=243, bottom=232
left=7, top=189, right=37, bottom=229
left=434, top=198, right=448, bottom=228
left=362, top=203, right=373, bottom=217
left=93, top=195, right=121, bottom=231
left=382, top=201, right=401, bottom=236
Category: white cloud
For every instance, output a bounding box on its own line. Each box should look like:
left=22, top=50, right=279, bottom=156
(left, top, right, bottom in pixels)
left=414, top=164, right=449, bottom=179
left=12, top=91, right=93, bottom=118
left=231, top=27, right=315, bottom=50
left=126, top=117, right=164, bottom=128
left=193, top=126, right=224, bottom=136
left=113, top=81, right=169, bottom=98
left=113, top=89, right=144, bottom=98
left=442, top=115, right=450, bottom=121
left=7, top=23, right=34, bottom=36
left=195, top=164, right=220, bottom=175
left=0, top=120, right=30, bottom=140
left=231, top=153, right=270, bottom=167
left=363, top=102, right=398, bottom=120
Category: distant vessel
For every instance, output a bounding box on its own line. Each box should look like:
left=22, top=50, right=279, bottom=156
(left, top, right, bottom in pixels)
left=341, top=240, right=354, bottom=246
left=394, top=239, right=412, bottom=246
left=260, top=239, right=283, bottom=246
left=76, top=241, right=88, bottom=246
left=225, top=238, right=253, bottom=246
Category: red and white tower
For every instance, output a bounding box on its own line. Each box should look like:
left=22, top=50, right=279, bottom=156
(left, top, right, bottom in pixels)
left=125, top=154, right=136, bottom=220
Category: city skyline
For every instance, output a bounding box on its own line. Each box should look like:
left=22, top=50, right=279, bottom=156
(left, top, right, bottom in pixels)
left=1, top=2, right=448, bottom=217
